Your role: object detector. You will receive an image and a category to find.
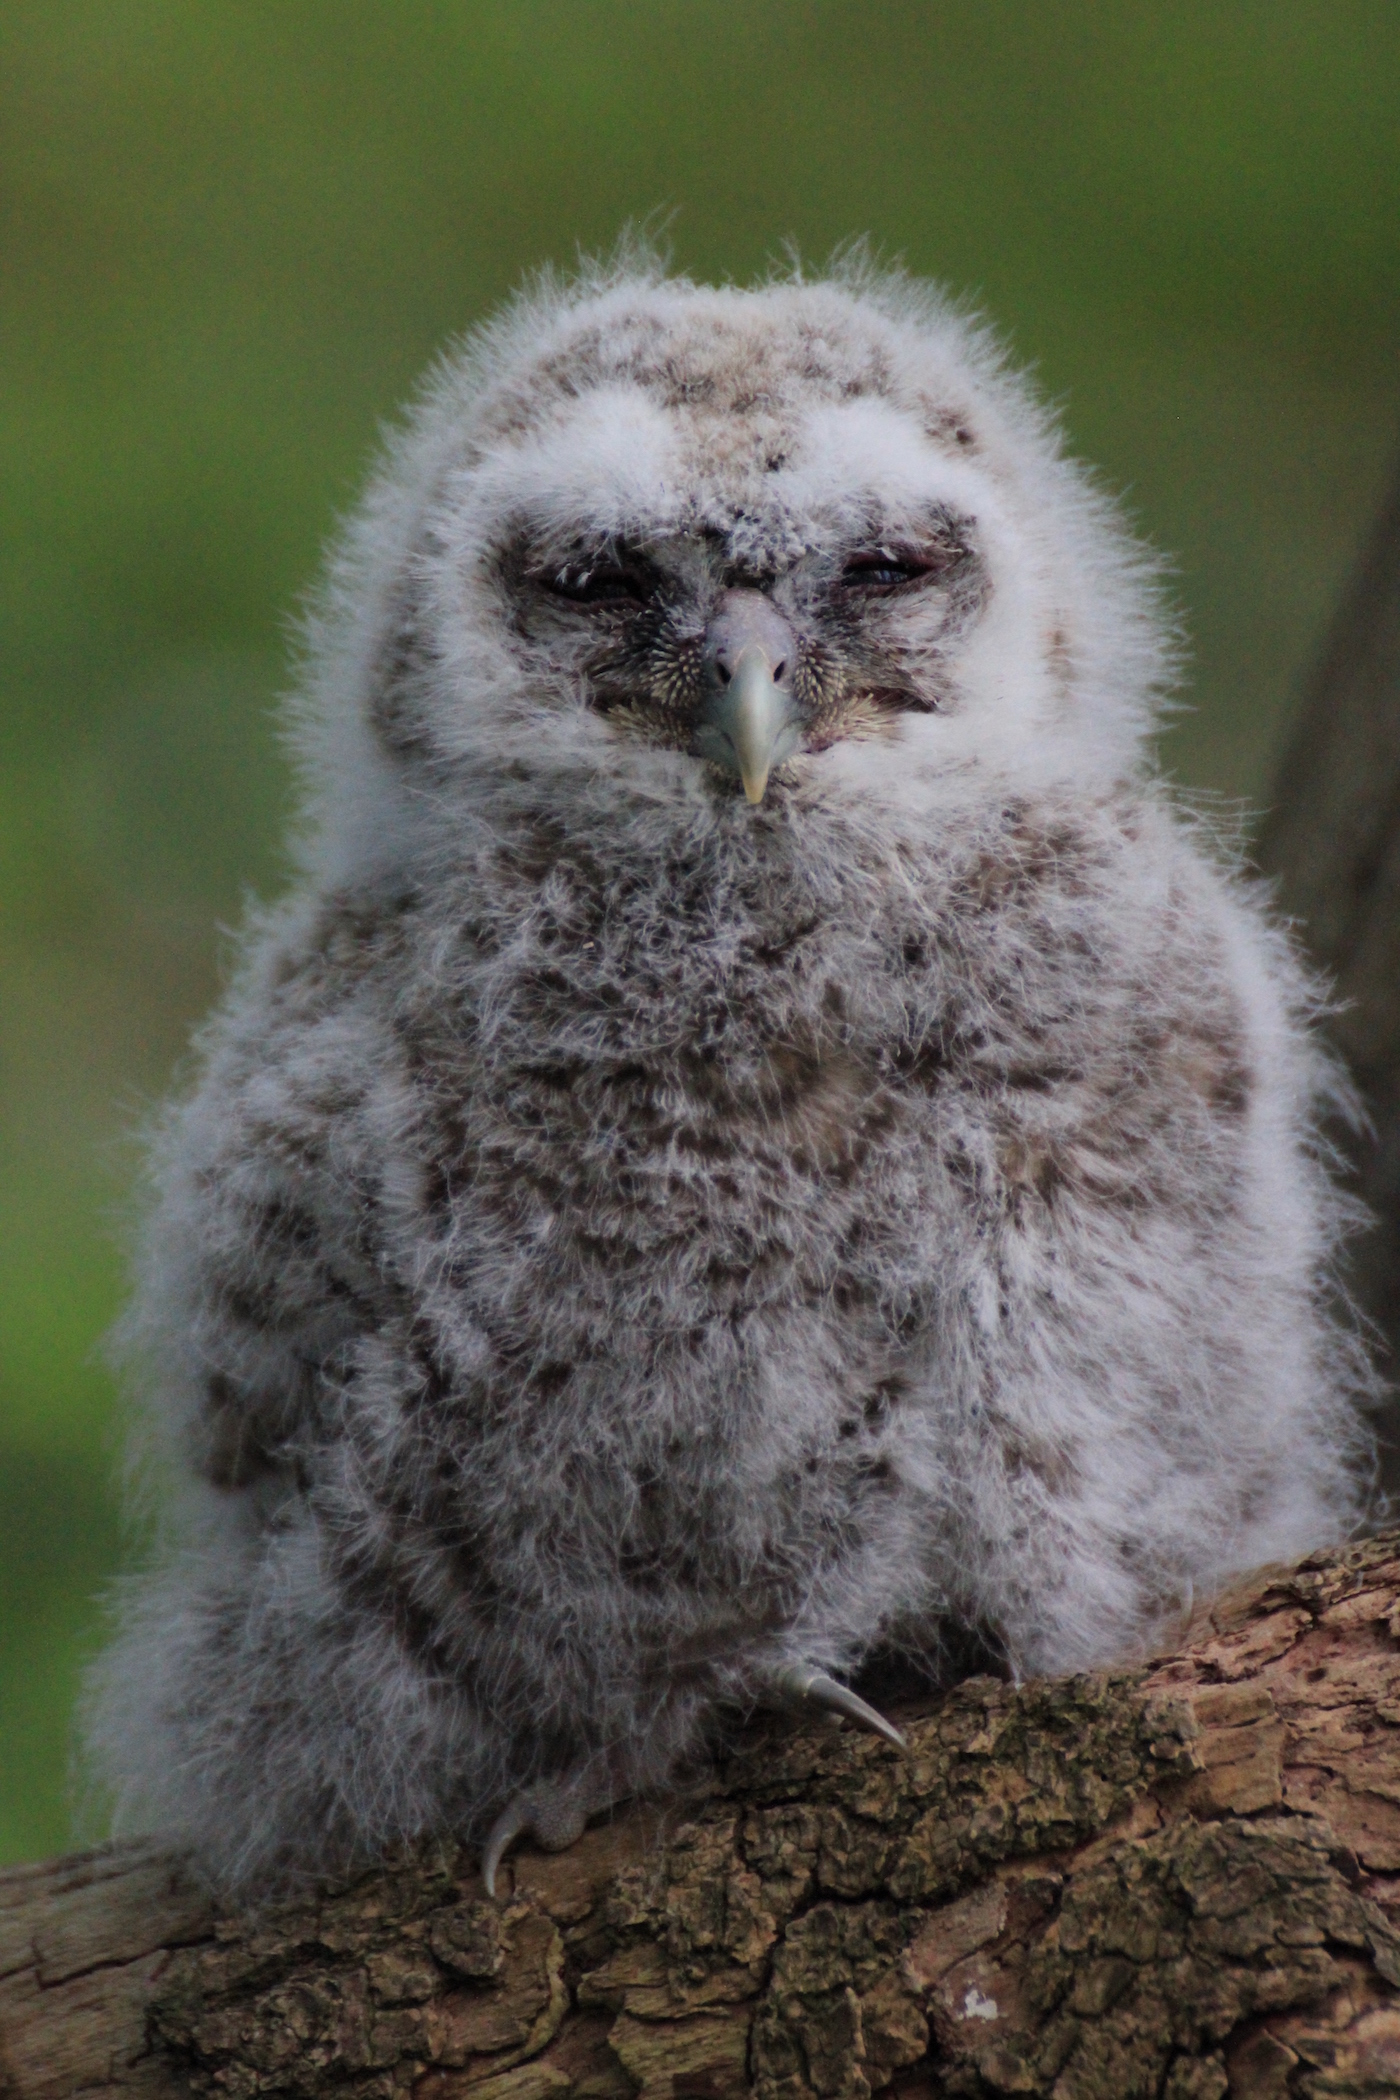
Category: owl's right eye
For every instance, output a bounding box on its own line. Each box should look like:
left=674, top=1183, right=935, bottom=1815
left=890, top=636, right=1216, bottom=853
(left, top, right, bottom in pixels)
left=546, top=563, right=650, bottom=608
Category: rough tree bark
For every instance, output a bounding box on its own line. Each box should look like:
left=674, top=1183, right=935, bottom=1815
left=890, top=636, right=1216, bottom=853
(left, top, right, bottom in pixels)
left=1258, top=457, right=1400, bottom=1445
left=7, top=1528, right=1400, bottom=2099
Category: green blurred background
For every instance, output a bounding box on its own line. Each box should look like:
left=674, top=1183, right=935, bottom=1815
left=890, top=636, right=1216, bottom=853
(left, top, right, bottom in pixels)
left=3, top=0, right=1399, bottom=1865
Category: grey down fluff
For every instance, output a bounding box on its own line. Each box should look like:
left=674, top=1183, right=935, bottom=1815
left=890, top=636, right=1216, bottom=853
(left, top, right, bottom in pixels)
left=87, top=249, right=1376, bottom=1896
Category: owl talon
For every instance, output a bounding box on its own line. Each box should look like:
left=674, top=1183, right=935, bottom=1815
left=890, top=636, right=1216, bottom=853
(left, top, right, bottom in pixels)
left=481, top=1796, right=533, bottom=1898
left=773, top=1663, right=908, bottom=1752
left=480, top=1775, right=597, bottom=1895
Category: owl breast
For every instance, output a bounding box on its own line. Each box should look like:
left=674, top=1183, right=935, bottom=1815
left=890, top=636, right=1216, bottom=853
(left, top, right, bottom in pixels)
left=308, top=829, right=956, bottom=1711
left=230, top=793, right=1258, bottom=1738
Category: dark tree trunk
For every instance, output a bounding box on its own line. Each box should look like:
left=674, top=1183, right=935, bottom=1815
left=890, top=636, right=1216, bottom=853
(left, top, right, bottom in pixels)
left=1257, top=460, right=1400, bottom=1473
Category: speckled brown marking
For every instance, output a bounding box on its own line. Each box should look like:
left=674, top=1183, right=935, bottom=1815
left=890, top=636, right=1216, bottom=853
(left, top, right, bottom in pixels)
left=1045, top=622, right=1073, bottom=698
left=332, top=1532, right=476, bottom=1676
left=997, top=1132, right=1064, bottom=1206
left=1161, top=1021, right=1252, bottom=1117
left=417, top=1092, right=476, bottom=1222
left=959, top=812, right=1094, bottom=910
left=919, top=399, right=980, bottom=451
left=998, top=1423, right=1078, bottom=1494
left=266, top=895, right=401, bottom=1006
left=764, top=1045, right=895, bottom=1181
left=478, top=301, right=906, bottom=458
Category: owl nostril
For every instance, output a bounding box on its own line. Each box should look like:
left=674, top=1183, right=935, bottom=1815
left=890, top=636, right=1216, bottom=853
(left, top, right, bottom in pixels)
left=709, top=654, right=785, bottom=690
left=702, top=590, right=799, bottom=694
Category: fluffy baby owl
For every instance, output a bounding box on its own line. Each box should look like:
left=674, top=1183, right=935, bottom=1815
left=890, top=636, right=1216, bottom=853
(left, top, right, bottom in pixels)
left=89, top=250, right=1374, bottom=1898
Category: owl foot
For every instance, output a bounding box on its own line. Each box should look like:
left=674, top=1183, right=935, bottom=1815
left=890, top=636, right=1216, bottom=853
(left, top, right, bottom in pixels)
left=772, top=1663, right=908, bottom=1752
left=481, top=1763, right=617, bottom=1897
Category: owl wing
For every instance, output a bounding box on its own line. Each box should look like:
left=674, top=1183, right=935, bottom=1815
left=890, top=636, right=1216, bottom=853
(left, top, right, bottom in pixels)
left=136, top=952, right=413, bottom=1495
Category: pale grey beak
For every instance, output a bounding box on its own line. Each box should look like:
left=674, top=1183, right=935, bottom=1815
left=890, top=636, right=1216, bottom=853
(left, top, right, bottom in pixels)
left=695, top=590, right=802, bottom=804
left=698, top=646, right=802, bottom=804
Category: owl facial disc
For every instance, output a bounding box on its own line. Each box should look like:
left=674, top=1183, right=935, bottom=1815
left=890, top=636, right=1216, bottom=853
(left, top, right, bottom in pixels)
left=695, top=589, right=802, bottom=803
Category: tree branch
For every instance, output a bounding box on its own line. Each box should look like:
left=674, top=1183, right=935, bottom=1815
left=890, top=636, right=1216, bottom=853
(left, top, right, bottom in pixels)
left=7, top=1530, right=1400, bottom=2097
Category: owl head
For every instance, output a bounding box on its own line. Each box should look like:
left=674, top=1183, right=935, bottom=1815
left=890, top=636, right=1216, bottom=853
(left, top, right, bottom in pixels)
left=295, top=246, right=1173, bottom=879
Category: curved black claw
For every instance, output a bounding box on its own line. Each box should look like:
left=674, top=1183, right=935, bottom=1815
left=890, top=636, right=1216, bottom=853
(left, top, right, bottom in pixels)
left=773, top=1663, right=909, bottom=1752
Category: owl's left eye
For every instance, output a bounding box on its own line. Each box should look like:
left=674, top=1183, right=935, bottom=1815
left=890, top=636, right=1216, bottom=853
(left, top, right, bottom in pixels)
left=547, top=563, right=651, bottom=608
left=840, top=550, right=936, bottom=592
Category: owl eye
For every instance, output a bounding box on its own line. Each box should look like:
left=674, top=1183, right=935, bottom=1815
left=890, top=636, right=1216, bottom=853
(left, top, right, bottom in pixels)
left=840, top=550, right=937, bottom=592
left=547, top=563, right=650, bottom=608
